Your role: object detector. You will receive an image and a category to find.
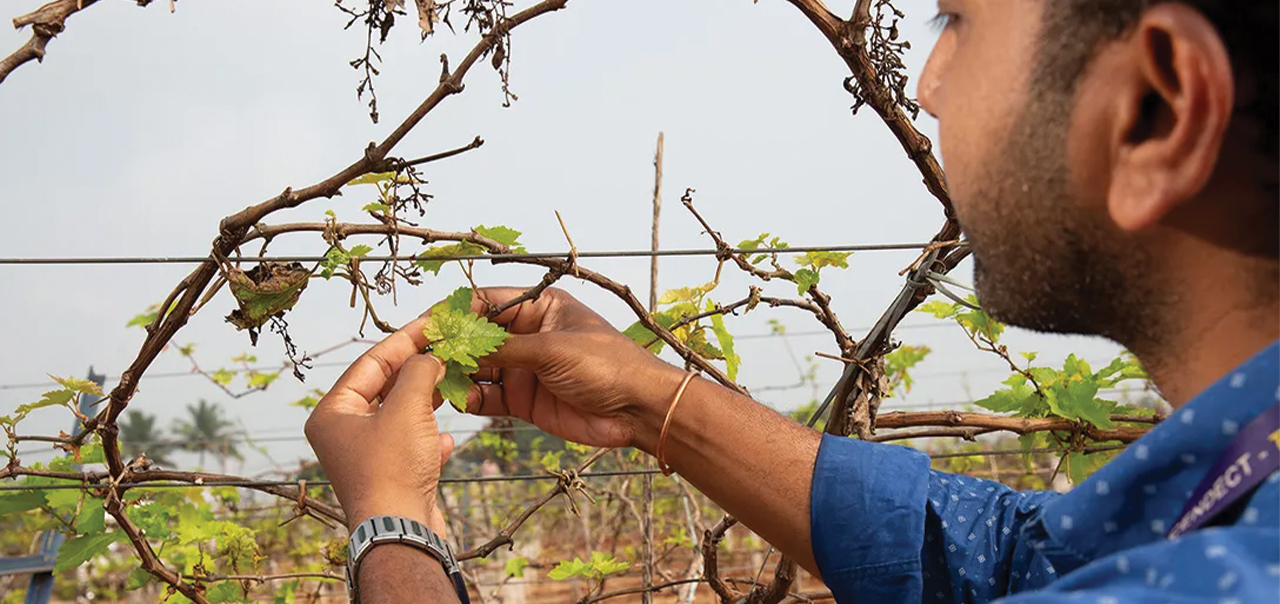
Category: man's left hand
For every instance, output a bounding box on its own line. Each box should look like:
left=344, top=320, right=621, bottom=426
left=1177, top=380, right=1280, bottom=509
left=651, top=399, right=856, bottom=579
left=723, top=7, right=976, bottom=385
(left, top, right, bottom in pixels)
left=304, top=317, right=454, bottom=535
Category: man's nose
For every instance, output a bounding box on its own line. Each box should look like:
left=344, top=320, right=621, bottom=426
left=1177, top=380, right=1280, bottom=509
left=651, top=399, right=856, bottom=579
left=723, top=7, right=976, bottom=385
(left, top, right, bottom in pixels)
left=918, top=59, right=941, bottom=119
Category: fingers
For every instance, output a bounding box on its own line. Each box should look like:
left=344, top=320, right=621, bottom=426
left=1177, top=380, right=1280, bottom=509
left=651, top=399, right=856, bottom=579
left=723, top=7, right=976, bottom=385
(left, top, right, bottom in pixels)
left=479, top=332, right=553, bottom=370
left=318, top=316, right=433, bottom=416
left=470, top=287, right=553, bottom=332
left=380, top=354, right=445, bottom=418
left=439, top=433, right=455, bottom=466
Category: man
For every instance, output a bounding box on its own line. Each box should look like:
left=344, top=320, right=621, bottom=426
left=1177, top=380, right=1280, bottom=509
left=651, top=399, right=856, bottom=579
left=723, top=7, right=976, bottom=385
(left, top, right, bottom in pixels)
left=304, top=0, right=1279, bottom=602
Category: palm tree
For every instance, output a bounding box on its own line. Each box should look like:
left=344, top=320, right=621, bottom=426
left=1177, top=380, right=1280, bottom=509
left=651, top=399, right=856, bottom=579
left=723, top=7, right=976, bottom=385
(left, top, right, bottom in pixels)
left=119, top=410, right=176, bottom=466
left=172, top=400, right=242, bottom=470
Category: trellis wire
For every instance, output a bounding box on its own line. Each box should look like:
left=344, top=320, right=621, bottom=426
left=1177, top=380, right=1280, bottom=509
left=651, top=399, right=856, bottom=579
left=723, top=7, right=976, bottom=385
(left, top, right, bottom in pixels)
left=0, top=444, right=1129, bottom=492
left=0, top=242, right=930, bottom=265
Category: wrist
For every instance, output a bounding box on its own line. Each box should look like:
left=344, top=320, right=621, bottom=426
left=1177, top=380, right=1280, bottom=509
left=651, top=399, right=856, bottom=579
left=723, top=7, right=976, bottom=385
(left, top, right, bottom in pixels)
left=345, top=500, right=435, bottom=533
left=625, top=363, right=699, bottom=455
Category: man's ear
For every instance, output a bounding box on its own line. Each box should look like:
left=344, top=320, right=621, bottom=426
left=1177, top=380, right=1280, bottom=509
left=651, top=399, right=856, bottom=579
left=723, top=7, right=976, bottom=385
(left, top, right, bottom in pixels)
left=1106, top=3, right=1234, bottom=232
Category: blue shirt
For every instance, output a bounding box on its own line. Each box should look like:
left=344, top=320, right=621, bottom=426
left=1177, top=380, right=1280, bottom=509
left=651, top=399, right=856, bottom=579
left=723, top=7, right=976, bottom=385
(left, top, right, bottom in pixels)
left=810, top=342, right=1280, bottom=603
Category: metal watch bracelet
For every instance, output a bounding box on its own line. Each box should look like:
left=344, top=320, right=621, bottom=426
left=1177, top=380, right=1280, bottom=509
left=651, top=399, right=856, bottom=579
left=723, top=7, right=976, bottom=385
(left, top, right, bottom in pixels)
left=346, top=515, right=470, bottom=604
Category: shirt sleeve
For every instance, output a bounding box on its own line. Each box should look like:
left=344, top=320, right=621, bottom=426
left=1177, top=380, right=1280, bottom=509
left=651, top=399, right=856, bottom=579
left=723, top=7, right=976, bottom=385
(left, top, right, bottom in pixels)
left=810, top=434, right=1059, bottom=604
left=988, top=527, right=1280, bottom=603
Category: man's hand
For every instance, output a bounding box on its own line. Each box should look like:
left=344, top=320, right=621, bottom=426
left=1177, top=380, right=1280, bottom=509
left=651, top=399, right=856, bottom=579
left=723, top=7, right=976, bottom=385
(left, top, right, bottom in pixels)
left=304, top=315, right=454, bottom=534
left=462, top=287, right=686, bottom=451
left=456, top=286, right=823, bottom=576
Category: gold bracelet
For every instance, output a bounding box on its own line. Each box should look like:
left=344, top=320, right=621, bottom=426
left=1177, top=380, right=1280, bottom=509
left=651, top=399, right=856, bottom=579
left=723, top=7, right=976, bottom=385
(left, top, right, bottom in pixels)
left=656, top=371, right=698, bottom=476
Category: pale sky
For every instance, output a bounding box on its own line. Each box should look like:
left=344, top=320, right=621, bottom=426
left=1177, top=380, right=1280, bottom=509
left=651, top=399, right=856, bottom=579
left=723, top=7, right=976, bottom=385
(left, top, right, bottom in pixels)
left=0, top=0, right=1127, bottom=476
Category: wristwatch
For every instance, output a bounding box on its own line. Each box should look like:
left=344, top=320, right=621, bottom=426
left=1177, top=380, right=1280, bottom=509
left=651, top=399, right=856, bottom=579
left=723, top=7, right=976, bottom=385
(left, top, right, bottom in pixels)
left=346, top=515, right=471, bottom=604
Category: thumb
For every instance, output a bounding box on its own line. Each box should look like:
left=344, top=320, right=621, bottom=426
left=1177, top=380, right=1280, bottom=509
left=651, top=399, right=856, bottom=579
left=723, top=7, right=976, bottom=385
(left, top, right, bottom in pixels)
left=480, top=332, right=554, bottom=370
left=381, top=354, right=446, bottom=418
left=438, top=432, right=455, bottom=466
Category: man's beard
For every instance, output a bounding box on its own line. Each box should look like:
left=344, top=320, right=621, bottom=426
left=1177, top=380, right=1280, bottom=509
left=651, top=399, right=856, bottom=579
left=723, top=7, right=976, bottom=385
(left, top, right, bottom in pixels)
left=960, top=92, right=1167, bottom=348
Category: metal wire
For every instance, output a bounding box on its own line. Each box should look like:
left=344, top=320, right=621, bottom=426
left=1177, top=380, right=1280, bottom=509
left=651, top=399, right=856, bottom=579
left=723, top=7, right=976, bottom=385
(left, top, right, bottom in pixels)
left=0, top=445, right=1129, bottom=492
left=0, top=243, right=930, bottom=265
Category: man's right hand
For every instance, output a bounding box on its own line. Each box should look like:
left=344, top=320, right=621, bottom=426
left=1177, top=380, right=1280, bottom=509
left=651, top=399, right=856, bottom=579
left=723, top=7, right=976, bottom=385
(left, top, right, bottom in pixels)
left=446, top=286, right=823, bottom=577
left=459, top=287, right=686, bottom=451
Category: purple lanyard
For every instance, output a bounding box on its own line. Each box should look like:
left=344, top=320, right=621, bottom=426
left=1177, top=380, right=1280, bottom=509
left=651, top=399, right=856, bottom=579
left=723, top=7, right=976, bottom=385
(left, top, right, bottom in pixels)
left=1167, top=403, right=1280, bottom=539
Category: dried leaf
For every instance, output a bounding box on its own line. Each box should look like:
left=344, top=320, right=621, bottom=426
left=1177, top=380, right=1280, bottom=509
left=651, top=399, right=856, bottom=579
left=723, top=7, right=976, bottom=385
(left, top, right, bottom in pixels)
left=415, top=0, right=436, bottom=37
left=225, top=262, right=312, bottom=332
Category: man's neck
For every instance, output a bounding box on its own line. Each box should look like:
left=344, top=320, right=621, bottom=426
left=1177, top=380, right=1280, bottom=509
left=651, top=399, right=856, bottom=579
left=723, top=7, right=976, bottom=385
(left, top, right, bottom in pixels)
left=1134, top=269, right=1279, bottom=408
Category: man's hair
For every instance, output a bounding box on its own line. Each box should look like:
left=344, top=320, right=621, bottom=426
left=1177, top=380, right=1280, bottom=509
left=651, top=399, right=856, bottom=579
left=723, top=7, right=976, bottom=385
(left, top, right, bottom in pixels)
left=1035, top=0, right=1277, bottom=159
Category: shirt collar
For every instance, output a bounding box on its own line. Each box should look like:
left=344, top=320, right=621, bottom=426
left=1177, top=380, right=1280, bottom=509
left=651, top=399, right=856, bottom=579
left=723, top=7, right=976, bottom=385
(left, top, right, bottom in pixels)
left=1021, top=340, right=1280, bottom=574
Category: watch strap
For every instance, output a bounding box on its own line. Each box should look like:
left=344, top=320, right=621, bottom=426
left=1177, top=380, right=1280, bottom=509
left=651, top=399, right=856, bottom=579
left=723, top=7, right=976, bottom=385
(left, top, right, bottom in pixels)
left=346, top=515, right=469, bottom=604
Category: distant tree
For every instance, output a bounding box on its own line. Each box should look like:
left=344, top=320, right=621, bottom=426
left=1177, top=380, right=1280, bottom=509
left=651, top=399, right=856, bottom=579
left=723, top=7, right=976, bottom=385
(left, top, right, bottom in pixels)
left=118, top=410, right=176, bottom=467
left=172, top=400, right=242, bottom=469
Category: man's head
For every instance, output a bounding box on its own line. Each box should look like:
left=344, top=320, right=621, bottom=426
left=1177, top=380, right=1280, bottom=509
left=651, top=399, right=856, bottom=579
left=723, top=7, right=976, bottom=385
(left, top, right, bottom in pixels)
left=918, top=0, right=1278, bottom=353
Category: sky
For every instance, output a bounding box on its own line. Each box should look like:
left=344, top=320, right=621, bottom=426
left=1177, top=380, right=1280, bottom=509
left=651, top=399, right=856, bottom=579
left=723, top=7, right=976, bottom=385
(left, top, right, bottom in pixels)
left=0, top=0, right=1134, bottom=476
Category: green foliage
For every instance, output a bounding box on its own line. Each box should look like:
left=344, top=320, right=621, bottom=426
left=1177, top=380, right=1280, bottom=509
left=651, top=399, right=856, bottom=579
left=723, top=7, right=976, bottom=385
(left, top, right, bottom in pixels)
left=505, top=556, right=529, bottom=578
left=319, top=245, right=371, bottom=280
left=708, top=304, right=740, bottom=381
left=885, top=345, right=930, bottom=396
left=474, top=225, right=526, bottom=253
left=795, top=251, right=851, bottom=270
left=548, top=552, right=630, bottom=581
left=346, top=172, right=396, bottom=186
left=55, top=532, right=124, bottom=573
left=736, top=233, right=789, bottom=265
left=918, top=297, right=1004, bottom=342
left=289, top=389, right=326, bottom=412
left=415, top=242, right=486, bottom=275
left=423, top=287, right=511, bottom=411
left=794, top=268, right=820, bottom=294
left=126, top=300, right=181, bottom=329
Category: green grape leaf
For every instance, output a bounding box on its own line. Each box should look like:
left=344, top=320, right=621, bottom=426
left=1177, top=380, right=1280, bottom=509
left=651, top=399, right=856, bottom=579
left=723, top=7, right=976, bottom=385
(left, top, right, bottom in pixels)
left=886, top=345, right=931, bottom=395
left=210, top=368, right=235, bottom=387
left=956, top=307, right=1004, bottom=342
left=917, top=300, right=961, bottom=319
left=657, top=281, right=718, bottom=306
left=474, top=225, right=525, bottom=253
left=623, top=322, right=663, bottom=353
left=683, top=328, right=724, bottom=360
left=736, top=233, right=769, bottom=251
left=431, top=287, right=474, bottom=315
left=45, top=486, right=82, bottom=515
left=424, top=309, right=510, bottom=371
left=505, top=556, right=529, bottom=578
left=55, top=532, right=124, bottom=573
left=125, top=567, right=153, bottom=590
left=246, top=372, right=280, bottom=389
left=207, top=581, right=251, bottom=603
left=274, top=580, right=299, bottom=604
left=1020, top=351, right=1038, bottom=363
left=15, top=388, right=74, bottom=417
left=347, top=172, right=395, bottom=186
left=0, top=490, right=46, bottom=515
left=548, top=557, right=590, bottom=580
left=52, top=376, right=103, bottom=396
left=794, top=268, right=820, bottom=294
left=75, top=499, right=106, bottom=533
left=362, top=202, right=390, bottom=214
left=348, top=244, right=374, bottom=258
left=438, top=363, right=475, bottom=412
left=708, top=307, right=740, bottom=381
left=416, top=242, right=487, bottom=275
left=589, top=551, right=630, bottom=576
left=974, top=381, right=1035, bottom=413
left=77, top=443, right=105, bottom=465
left=795, top=251, right=851, bottom=270
left=319, top=248, right=348, bottom=280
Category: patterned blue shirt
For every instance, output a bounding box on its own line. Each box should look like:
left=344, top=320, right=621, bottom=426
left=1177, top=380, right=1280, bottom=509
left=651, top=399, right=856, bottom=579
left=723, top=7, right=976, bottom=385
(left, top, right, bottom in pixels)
left=810, top=341, right=1280, bottom=603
